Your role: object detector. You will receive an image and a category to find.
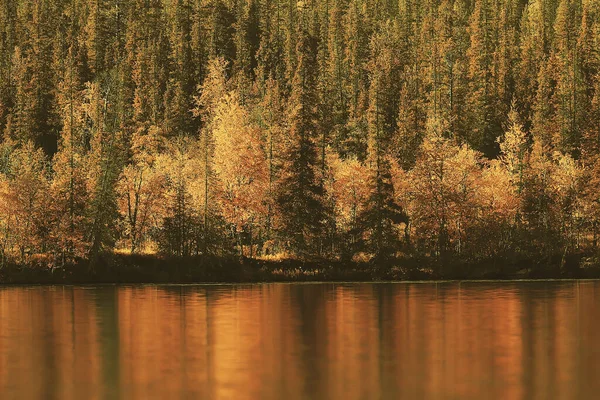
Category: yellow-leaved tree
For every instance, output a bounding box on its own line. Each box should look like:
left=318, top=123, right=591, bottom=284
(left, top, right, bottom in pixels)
left=0, top=141, right=50, bottom=262
left=154, top=136, right=203, bottom=257
left=117, top=126, right=167, bottom=254
left=327, top=151, right=371, bottom=258
left=408, top=116, right=482, bottom=265
left=212, top=92, right=268, bottom=256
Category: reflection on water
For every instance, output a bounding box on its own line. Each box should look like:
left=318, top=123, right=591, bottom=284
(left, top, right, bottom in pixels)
left=1, top=282, right=600, bottom=399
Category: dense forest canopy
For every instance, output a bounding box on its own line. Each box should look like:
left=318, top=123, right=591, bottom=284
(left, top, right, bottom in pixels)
left=0, top=0, right=599, bottom=270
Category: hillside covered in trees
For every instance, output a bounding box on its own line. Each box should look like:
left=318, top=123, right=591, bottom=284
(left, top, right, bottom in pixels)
left=1, top=0, right=600, bottom=279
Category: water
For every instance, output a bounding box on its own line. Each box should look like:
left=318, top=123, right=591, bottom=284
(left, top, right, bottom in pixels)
left=1, top=281, right=600, bottom=399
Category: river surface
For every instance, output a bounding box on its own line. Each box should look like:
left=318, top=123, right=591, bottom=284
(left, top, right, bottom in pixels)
left=1, top=281, right=600, bottom=399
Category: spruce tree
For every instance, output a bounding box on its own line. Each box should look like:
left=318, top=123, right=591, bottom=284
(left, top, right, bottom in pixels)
left=276, top=29, right=326, bottom=255
left=165, top=0, right=197, bottom=137
left=358, top=25, right=408, bottom=259
left=466, top=0, right=500, bottom=158
left=84, top=77, right=125, bottom=269
left=551, top=0, right=584, bottom=157
left=0, top=0, right=17, bottom=135
left=515, top=0, right=548, bottom=131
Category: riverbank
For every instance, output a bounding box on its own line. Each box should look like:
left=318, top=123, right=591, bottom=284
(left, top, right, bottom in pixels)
left=2, top=251, right=600, bottom=284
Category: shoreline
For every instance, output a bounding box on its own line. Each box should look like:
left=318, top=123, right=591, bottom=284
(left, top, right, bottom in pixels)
left=2, top=252, right=600, bottom=285
left=3, top=278, right=600, bottom=287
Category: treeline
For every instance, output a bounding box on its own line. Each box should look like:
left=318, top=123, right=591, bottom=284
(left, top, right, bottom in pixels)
left=0, top=0, right=599, bottom=272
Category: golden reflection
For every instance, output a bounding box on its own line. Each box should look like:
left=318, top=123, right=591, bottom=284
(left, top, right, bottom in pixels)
left=1, top=282, right=600, bottom=399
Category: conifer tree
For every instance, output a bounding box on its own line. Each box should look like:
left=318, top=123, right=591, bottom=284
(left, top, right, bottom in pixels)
left=531, top=59, right=557, bottom=153
left=5, top=47, right=35, bottom=145
left=83, top=78, right=125, bottom=268
left=551, top=0, right=584, bottom=157
left=276, top=29, right=326, bottom=255
left=466, top=0, right=499, bottom=157
left=395, top=0, right=428, bottom=169
left=165, top=0, right=198, bottom=137
left=255, top=0, right=285, bottom=87
left=257, top=78, right=284, bottom=242
left=129, top=0, right=170, bottom=129
left=342, top=0, right=370, bottom=160
left=50, top=27, right=91, bottom=262
left=321, top=0, right=350, bottom=158
left=84, top=0, right=111, bottom=77
left=582, top=72, right=600, bottom=246
left=9, top=1, right=59, bottom=155
left=209, top=0, right=236, bottom=70
left=0, top=0, right=17, bottom=135
left=233, top=0, right=261, bottom=94
left=515, top=0, right=548, bottom=130
left=358, top=26, right=407, bottom=259
left=193, top=57, right=228, bottom=253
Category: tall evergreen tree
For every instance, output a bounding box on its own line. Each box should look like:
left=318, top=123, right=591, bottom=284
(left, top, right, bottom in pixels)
left=515, top=0, right=548, bottom=131
left=233, top=0, right=261, bottom=94
left=551, top=0, right=584, bottom=157
left=466, top=0, right=500, bottom=157
left=83, top=77, right=125, bottom=269
left=165, top=0, right=198, bottom=137
left=357, top=23, right=408, bottom=258
left=276, top=29, right=326, bottom=255
left=0, top=0, right=17, bottom=135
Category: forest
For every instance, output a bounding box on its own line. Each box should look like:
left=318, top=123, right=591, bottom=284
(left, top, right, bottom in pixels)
left=0, top=0, right=599, bottom=279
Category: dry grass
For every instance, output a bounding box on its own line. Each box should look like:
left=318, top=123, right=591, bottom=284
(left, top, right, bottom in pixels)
left=269, top=267, right=323, bottom=278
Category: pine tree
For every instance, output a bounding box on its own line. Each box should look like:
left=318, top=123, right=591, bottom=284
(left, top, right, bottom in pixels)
left=50, top=23, right=91, bottom=262
left=257, top=78, right=284, bottom=242
left=165, top=0, right=198, bottom=137
left=395, top=0, right=427, bottom=169
left=5, top=46, right=35, bottom=144
left=515, top=0, right=548, bottom=130
left=129, top=0, right=170, bottom=129
left=466, top=0, right=499, bottom=157
left=209, top=0, right=236, bottom=70
left=82, top=79, right=125, bottom=269
left=493, top=0, right=518, bottom=134
left=255, top=0, right=285, bottom=86
left=0, top=0, right=17, bottom=135
left=342, top=0, right=371, bottom=160
left=366, top=23, right=400, bottom=156
left=531, top=59, right=557, bottom=153
left=233, top=0, right=261, bottom=94
left=576, top=1, right=599, bottom=155
left=283, top=0, right=299, bottom=91
left=276, top=29, right=326, bottom=255
left=192, top=57, right=228, bottom=253
left=322, top=0, right=350, bottom=158
left=9, top=1, right=59, bottom=155
left=359, top=25, right=407, bottom=259
left=582, top=71, right=600, bottom=246
left=551, top=0, right=584, bottom=157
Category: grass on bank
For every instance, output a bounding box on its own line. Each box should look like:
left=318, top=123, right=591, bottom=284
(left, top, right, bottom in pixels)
left=1, top=249, right=600, bottom=285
